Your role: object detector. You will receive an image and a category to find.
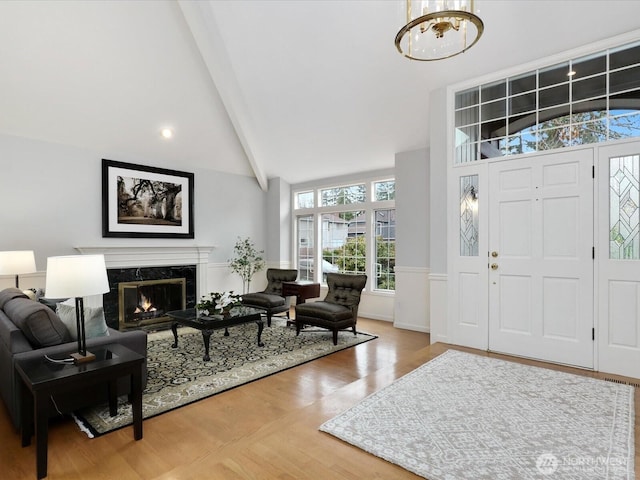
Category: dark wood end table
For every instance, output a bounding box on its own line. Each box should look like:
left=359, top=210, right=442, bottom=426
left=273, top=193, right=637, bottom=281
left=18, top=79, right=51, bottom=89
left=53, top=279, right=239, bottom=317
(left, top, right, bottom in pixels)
left=167, top=306, right=264, bottom=361
left=15, top=343, right=144, bottom=479
left=282, top=281, right=321, bottom=326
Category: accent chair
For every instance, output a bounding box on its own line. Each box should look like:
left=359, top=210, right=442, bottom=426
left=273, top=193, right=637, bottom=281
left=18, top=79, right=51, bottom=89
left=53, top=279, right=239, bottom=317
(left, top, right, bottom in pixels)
left=294, top=273, right=367, bottom=345
left=241, top=268, right=298, bottom=326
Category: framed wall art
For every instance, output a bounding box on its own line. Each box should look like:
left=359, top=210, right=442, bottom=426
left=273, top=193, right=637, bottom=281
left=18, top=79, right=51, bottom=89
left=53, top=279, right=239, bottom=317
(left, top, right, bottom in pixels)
left=102, top=159, right=194, bottom=238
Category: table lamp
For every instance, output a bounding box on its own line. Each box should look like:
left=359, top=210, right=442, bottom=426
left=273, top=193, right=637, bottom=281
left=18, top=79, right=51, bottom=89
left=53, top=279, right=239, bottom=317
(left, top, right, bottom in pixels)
left=45, top=254, right=110, bottom=364
left=0, top=250, right=36, bottom=288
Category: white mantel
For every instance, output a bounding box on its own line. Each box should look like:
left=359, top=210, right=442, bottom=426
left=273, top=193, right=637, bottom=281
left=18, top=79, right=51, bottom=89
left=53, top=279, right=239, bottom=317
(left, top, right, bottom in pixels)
left=74, top=245, right=214, bottom=298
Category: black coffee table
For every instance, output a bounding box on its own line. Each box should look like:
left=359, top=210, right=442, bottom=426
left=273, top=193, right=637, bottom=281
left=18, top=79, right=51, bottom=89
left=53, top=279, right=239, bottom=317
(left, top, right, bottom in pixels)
left=167, top=307, right=264, bottom=361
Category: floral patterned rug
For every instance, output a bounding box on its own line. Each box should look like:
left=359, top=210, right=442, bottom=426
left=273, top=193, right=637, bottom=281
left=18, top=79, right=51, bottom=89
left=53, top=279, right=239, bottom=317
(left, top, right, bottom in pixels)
left=74, top=317, right=376, bottom=437
left=321, top=350, right=635, bottom=479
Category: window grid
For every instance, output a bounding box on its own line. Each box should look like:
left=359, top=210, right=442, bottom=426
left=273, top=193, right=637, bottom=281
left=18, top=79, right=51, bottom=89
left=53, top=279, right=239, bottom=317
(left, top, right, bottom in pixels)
left=454, top=40, right=640, bottom=163
left=293, top=178, right=395, bottom=291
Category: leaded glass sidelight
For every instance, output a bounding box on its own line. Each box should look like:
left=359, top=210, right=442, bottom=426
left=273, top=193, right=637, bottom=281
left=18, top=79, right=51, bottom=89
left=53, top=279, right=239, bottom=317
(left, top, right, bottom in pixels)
left=460, top=175, right=479, bottom=256
left=610, top=154, right=640, bottom=259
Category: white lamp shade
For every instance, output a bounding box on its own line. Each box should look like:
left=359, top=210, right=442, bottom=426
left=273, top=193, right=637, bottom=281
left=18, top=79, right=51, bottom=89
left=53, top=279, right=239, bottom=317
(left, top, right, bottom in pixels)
left=45, top=254, right=110, bottom=298
left=0, top=250, right=36, bottom=275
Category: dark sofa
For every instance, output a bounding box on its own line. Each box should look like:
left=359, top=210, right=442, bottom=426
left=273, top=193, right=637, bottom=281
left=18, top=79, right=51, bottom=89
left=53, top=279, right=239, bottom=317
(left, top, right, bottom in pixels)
left=0, top=287, right=147, bottom=430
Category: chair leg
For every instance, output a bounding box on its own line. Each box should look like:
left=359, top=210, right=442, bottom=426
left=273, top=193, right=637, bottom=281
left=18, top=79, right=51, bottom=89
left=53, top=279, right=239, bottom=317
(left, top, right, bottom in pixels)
left=352, top=324, right=356, bottom=335
left=296, top=321, right=302, bottom=337
left=332, top=330, right=338, bottom=345
left=266, top=313, right=272, bottom=327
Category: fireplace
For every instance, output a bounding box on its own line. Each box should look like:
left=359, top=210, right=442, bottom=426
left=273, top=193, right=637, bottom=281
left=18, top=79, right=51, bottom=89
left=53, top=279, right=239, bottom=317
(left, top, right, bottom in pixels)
left=118, top=278, right=186, bottom=329
left=102, top=264, right=197, bottom=330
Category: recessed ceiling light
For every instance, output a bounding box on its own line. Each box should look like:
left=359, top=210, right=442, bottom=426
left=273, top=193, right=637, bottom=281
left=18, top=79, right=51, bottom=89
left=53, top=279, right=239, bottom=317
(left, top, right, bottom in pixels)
left=161, top=128, right=174, bottom=139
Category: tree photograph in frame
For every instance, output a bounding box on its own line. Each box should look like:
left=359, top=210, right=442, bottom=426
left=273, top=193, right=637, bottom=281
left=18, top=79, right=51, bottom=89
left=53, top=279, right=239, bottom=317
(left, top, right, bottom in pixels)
left=102, top=159, right=194, bottom=238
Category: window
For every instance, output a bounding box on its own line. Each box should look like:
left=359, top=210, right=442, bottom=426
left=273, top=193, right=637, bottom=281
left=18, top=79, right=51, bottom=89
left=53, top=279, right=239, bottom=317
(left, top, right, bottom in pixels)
left=295, top=191, right=314, bottom=209
left=374, top=180, right=396, bottom=201
left=293, top=178, right=395, bottom=292
left=610, top=154, right=640, bottom=259
left=320, top=184, right=366, bottom=206
left=296, top=215, right=314, bottom=281
left=374, top=209, right=396, bottom=290
left=454, top=40, right=640, bottom=163
left=323, top=211, right=365, bottom=279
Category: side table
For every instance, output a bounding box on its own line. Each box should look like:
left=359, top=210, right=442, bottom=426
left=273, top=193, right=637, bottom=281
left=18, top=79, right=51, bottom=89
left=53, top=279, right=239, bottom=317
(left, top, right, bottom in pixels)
left=15, top=343, right=144, bottom=479
left=282, top=281, right=321, bottom=326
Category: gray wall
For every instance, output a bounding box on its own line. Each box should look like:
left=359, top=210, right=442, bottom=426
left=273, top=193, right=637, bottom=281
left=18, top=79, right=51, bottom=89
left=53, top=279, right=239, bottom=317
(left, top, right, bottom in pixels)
left=266, top=177, right=291, bottom=264
left=429, top=88, right=448, bottom=274
left=0, top=133, right=267, bottom=270
left=395, top=148, right=429, bottom=268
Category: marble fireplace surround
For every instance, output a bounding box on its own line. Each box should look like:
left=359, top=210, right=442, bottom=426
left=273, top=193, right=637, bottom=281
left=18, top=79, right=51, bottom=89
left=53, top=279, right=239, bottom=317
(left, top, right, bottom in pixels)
left=75, top=246, right=214, bottom=330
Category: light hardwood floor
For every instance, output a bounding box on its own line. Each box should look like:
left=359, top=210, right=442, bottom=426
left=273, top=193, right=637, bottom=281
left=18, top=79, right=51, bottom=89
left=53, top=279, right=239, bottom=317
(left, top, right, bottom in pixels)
left=2, top=318, right=638, bottom=479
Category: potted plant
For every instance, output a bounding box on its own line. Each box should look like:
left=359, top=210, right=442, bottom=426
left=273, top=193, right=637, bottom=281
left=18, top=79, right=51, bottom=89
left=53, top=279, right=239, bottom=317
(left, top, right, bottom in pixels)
left=228, top=237, right=265, bottom=293
left=197, top=291, right=243, bottom=316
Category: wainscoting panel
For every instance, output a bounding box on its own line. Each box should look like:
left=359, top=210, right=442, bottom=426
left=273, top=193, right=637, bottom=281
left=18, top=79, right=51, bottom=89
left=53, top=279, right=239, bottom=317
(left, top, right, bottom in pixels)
left=394, top=266, right=429, bottom=332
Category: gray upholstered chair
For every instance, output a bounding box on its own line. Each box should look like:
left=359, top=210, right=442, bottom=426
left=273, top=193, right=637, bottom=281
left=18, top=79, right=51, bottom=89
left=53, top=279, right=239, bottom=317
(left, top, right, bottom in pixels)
left=241, top=268, right=298, bottom=326
left=294, top=273, right=367, bottom=345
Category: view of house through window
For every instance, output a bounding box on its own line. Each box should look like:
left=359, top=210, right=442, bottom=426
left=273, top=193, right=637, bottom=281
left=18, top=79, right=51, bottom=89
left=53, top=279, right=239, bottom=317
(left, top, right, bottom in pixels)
left=294, top=178, right=395, bottom=291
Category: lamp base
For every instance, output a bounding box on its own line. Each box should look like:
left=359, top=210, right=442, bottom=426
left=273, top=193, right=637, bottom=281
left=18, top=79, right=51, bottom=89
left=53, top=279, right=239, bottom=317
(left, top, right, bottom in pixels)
left=71, top=351, right=96, bottom=364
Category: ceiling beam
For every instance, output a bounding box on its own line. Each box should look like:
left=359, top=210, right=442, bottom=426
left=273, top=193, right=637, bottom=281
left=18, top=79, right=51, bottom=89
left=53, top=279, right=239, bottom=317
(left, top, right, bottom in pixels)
left=177, top=0, right=268, bottom=191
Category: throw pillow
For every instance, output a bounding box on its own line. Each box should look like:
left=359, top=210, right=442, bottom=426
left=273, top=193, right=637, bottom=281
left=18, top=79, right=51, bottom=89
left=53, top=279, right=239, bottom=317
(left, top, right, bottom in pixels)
left=38, top=296, right=70, bottom=312
left=56, top=303, right=110, bottom=340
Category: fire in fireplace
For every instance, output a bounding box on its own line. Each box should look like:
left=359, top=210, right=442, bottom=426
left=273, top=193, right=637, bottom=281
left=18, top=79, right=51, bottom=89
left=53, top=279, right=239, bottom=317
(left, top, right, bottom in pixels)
left=118, top=278, right=186, bottom=329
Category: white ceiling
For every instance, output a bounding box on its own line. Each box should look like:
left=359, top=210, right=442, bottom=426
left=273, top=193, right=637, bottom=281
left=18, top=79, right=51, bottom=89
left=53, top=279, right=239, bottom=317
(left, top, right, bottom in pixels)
left=1, top=1, right=640, bottom=188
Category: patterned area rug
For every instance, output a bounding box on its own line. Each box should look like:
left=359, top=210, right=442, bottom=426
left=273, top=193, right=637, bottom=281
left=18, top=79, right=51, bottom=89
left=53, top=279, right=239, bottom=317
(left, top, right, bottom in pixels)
left=320, top=350, right=635, bottom=480
left=74, top=318, right=375, bottom=437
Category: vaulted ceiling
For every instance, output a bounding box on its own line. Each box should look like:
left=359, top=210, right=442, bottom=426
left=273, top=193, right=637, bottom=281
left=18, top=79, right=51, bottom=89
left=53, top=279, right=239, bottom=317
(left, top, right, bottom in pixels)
left=1, top=1, right=640, bottom=189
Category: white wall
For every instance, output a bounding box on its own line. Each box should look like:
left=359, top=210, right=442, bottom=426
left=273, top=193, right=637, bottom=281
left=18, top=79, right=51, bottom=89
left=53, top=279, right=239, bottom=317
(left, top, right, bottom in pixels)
left=0, top=133, right=267, bottom=293
left=394, top=148, right=430, bottom=332
left=266, top=177, right=291, bottom=267
left=428, top=88, right=449, bottom=342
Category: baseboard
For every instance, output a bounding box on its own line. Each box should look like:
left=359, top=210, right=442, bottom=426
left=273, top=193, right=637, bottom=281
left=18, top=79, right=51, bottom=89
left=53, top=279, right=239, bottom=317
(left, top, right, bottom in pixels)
left=393, top=321, right=430, bottom=333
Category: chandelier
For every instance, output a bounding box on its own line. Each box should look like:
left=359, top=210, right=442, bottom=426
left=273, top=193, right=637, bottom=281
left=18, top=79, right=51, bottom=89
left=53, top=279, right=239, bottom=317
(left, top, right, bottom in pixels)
left=395, top=0, right=484, bottom=61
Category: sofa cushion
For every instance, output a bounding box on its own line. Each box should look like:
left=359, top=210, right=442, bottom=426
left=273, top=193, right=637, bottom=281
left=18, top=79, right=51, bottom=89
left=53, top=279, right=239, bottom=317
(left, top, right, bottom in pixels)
left=295, top=301, right=353, bottom=322
left=0, top=288, right=28, bottom=310
left=56, top=303, right=110, bottom=340
left=241, top=292, right=286, bottom=309
left=2, top=297, right=71, bottom=347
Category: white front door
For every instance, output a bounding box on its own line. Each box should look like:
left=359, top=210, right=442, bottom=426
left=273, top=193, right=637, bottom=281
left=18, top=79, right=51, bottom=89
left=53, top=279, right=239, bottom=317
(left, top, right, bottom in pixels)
left=597, top=141, right=640, bottom=379
left=488, top=149, right=594, bottom=368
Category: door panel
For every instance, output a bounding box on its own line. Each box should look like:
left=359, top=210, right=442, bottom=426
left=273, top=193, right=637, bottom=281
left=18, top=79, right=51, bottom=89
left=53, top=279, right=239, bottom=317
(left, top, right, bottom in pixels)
left=542, top=277, right=578, bottom=339
left=498, top=275, right=532, bottom=334
left=489, top=150, right=594, bottom=368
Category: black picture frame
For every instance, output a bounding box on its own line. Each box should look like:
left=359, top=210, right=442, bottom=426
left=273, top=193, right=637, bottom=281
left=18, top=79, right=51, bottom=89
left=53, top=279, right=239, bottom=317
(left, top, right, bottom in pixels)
left=102, top=159, right=194, bottom=239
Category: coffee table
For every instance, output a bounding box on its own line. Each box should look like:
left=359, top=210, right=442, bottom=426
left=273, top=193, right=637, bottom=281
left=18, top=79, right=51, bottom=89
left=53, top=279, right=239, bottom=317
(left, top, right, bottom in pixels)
left=166, top=306, right=264, bottom=361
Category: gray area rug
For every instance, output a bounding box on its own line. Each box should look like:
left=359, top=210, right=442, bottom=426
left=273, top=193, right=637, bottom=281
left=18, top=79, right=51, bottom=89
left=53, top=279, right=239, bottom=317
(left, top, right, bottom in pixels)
left=320, top=349, right=635, bottom=479
left=74, top=318, right=375, bottom=437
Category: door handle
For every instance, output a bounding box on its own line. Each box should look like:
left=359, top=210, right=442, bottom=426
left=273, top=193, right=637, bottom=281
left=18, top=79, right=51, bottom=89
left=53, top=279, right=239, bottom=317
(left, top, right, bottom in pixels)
left=491, top=263, right=499, bottom=270
left=491, top=251, right=498, bottom=257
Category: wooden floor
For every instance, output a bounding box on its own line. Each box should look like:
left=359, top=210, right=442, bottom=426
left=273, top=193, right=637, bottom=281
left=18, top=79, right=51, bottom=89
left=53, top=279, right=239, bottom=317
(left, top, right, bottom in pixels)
left=2, top=318, right=638, bottom=479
